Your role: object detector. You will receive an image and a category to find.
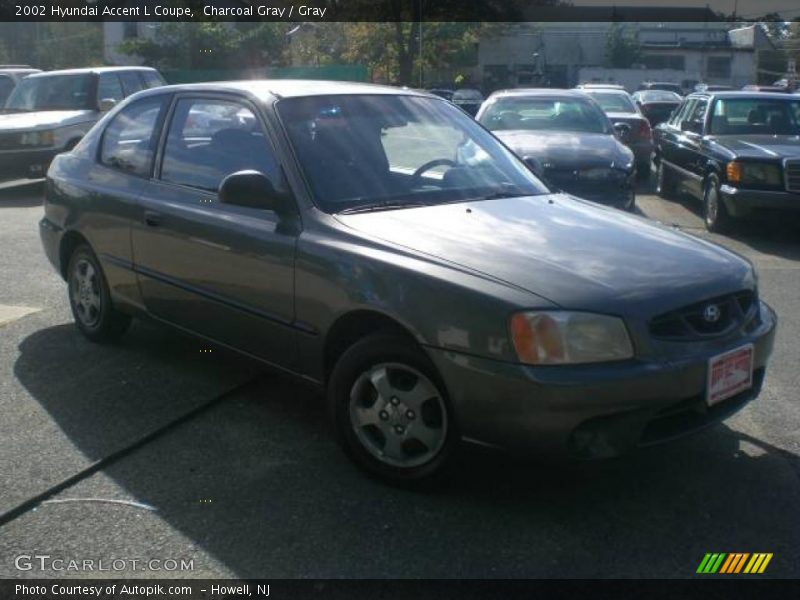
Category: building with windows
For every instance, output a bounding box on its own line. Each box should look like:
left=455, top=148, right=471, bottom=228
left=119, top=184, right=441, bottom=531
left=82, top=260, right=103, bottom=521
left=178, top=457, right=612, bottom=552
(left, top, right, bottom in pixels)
left=477, top=20, right=773, bottom=92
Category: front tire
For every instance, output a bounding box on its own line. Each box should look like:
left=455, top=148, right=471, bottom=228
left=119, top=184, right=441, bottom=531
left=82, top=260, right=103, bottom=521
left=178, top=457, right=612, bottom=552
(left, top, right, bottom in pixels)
left=327, top=334, right=458, bottom=483
left=703, top=174, right=731, bottom=233
left=67, top=244, right=131, bottom=343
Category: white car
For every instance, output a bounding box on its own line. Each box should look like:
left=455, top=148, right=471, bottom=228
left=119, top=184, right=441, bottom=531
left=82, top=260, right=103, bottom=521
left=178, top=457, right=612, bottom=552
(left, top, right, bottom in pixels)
left=0, top=66, right=165, bottom=179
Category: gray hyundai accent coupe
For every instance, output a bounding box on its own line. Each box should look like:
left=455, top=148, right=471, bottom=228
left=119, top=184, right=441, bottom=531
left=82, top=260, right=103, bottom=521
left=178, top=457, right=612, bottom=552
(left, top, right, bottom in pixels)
left=40, top=81, right=776, bottom=482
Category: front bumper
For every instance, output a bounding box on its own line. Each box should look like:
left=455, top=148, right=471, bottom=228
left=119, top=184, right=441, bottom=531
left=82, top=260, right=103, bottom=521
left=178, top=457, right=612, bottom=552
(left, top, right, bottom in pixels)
left=0, top=147, right=60, bottom=179
left=427, top=302, right=776, bottom=459
left=720, top=184, right=800, bottom=217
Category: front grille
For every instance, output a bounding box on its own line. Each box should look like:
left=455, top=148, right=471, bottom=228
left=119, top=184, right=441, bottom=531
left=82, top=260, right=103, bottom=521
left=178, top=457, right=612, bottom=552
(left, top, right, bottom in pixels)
left=649, top=290, right=758, bottom=340
left=785, top=159, right=800, bottom=193
left=0, top=132, right=22, bottom=150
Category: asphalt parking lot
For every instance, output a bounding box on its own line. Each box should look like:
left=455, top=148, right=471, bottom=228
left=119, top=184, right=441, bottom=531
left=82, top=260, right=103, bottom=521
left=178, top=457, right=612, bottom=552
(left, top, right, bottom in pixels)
left=0, top=178, right=798, bottom=579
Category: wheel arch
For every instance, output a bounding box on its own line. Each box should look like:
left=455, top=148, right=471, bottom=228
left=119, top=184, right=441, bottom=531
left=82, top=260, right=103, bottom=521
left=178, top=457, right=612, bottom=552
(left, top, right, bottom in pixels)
left=58, top=230, right=91, bottom=280
left=323, top=309, right=422, bottom=383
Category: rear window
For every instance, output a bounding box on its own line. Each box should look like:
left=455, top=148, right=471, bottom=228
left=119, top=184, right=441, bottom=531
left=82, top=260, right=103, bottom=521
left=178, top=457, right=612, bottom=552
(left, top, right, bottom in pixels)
left=584, top=92, right=636, bottom=113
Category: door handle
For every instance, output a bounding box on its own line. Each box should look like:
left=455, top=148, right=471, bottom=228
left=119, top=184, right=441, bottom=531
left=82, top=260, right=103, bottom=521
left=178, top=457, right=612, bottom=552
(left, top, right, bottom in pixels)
left=144, top=211, right=162, bottom=227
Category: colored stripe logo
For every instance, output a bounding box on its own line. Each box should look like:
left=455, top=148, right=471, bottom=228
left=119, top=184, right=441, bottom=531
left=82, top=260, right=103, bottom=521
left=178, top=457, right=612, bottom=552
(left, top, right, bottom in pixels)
left=697, top=553, right=773, bottom=574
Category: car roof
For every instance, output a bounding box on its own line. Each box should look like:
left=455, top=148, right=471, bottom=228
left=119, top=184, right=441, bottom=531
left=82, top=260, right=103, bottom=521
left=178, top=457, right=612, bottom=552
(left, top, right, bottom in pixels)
left=488, top=88, right=589, bottom=99
left=581, top=88, right=630, bottom=95
left=0, top=67, right=40, bottom=73
left=128, top=79, right=432, bottom=101
left=687, top=90, right=798, bottom=100
left=25, top=66, right=159, bottom=78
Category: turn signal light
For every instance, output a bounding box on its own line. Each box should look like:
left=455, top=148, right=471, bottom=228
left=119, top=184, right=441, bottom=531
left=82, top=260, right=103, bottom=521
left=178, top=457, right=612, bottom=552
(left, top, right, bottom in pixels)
left=726, top=161, right=742, bottom=183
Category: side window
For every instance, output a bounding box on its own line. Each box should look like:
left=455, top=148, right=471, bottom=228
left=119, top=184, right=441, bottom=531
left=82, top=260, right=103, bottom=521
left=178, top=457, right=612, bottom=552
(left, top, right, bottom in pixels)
left=142, top=71, right=165, bottom=89
left=672, top=99, right=695, bottom=127
left=689, top=99, right=708, bottom=127
left=0, top=75, right=14, bottom=105
left=100, top=96, right=166, bottom=177
left=98, top=73, right=124, bottom=104
left=118, top=71, right=144, bottom=96
left=160, top=97, right=280, bottom=192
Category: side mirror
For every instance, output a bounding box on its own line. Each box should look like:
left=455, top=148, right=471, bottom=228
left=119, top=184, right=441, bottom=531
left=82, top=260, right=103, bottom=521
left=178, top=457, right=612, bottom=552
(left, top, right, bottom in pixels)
left=613, top=122, right=632, bottom=142
left=218, top=170, right=292, bottom=214
left=98, top=98, right=117, bottom=112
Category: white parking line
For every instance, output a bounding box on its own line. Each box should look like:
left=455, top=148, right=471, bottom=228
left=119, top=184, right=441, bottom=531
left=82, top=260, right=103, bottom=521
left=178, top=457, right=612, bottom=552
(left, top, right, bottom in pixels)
left=0, top=305, right=41, bottom=328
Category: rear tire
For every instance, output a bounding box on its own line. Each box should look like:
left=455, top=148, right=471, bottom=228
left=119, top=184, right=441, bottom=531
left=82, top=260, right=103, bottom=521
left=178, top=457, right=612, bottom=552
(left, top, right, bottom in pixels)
left=67, top=244, right=131, bottom=343
left=655, top=158, right=676, bottom=199
left=327, top=334, right=458, bottom=483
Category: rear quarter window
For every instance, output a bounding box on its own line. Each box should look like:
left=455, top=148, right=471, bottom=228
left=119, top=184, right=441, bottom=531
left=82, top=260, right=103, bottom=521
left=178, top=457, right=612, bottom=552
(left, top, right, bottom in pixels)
left=100, top=96, right=167, bottom=177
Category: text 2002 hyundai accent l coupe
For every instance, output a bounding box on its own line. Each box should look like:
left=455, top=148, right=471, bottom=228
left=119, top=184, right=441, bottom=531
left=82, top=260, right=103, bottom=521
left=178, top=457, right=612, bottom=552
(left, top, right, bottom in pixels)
left=40, top=81, right=776, bottom=482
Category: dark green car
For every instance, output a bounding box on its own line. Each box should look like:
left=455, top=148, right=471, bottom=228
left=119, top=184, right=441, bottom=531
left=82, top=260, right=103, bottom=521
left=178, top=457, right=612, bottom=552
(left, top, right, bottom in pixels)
left=40, top=81, right=776, bottom=482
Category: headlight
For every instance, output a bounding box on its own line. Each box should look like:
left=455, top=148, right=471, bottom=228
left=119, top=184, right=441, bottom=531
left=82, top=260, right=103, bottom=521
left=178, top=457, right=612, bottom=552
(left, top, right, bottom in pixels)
left=726, top=161, right=782, bottom=186
left=20, top=130, right=55, bottom=147
left=510, top=311, right=634, bottom=365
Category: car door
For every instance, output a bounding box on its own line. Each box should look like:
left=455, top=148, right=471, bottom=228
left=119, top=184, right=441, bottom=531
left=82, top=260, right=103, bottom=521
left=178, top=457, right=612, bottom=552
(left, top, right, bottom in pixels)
left=657, top=98, right=694, bottom=173
left=131, top=93, right=299, bottom=369
left=85, top=94, right=171, bottom=311
left=677, top=97, right=710, bottom=199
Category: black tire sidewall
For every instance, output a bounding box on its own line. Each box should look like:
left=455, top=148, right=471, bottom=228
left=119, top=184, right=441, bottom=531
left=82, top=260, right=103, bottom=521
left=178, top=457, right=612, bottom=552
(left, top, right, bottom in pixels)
left=327, top=334, right=458, bottom=482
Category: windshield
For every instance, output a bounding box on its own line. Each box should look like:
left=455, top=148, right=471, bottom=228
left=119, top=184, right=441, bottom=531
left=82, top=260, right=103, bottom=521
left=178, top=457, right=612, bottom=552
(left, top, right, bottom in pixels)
left=709, top=98, right=800, bottom=136
left=479, top=96, right=610, bottom=134
left=277, top=94, right=548, bottom=213
left=584, top=91, right=636, bottom=113
left=4, top=74, right=93, bottom=111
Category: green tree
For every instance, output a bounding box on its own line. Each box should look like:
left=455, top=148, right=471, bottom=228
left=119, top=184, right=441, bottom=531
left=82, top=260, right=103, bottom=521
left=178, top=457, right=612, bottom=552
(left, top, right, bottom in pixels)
left=605, top=23, right=641, bottom=68
left=0, top=23, right=102, bottom=69
left=119, top=22, right=289, bottom=71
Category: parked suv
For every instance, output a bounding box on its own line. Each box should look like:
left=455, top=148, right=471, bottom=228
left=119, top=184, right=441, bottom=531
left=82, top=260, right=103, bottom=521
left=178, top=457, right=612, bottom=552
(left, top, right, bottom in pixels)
left=0, top=65, right=42, bottom=106
left=0, top=66, right=165, bottom=179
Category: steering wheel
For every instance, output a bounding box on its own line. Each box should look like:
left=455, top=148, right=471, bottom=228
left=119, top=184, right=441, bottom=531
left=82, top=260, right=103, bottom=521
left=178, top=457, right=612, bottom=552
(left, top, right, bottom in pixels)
left=412, top=159, right=457, bottom=184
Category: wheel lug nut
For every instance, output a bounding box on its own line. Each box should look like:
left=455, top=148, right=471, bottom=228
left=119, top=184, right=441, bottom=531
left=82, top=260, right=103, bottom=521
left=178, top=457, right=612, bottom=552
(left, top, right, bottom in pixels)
left=390, top=397, right=400, bottom=406
left=406, top=410, right=415, bottom=420
left=394, top=425, right=404, bottom=434
left=379, top=411, right=389, bottom=421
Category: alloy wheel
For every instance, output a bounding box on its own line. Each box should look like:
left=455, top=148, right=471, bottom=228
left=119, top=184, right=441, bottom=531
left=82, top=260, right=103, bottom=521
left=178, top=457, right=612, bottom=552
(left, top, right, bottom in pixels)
left=70, top=258, right=102, bottom=327
left=348, top=362, right=447, bottom=469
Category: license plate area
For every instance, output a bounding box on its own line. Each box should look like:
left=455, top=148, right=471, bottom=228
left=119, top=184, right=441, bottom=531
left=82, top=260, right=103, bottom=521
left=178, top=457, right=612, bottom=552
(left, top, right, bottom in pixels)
left=706, top=344, right=754, bottom=407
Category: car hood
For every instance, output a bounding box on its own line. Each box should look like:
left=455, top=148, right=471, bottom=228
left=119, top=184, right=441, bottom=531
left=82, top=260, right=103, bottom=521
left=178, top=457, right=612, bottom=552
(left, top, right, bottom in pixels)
left=335, top=195, right=753, bottom=318
left=0, top=110, right=96, bottom=131
left=493, top=130, right=631, bottom=170
left=711, top=135, right=800, bottom=159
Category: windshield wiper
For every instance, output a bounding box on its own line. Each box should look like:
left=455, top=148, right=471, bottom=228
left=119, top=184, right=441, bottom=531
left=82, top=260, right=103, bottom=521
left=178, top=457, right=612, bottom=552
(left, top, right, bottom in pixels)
left=337, top=199, right=429, bottom=214
left=0, top=108, right=31, bottom=114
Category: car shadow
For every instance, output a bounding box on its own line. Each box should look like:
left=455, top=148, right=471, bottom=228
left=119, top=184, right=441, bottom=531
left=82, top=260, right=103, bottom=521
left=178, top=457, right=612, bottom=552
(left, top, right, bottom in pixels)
left=12, top=322, right=800, bottom=578
left=0, top=180, right=45, bottom=208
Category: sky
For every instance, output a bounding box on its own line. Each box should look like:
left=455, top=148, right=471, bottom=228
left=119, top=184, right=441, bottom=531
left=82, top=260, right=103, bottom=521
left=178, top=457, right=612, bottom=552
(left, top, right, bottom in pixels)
left=571, top=0, right=800, bottom=20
